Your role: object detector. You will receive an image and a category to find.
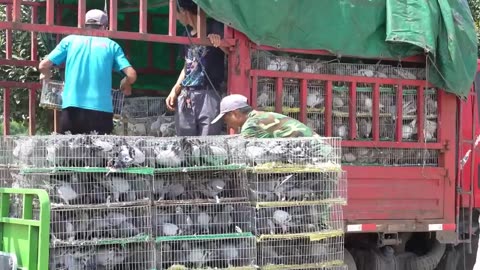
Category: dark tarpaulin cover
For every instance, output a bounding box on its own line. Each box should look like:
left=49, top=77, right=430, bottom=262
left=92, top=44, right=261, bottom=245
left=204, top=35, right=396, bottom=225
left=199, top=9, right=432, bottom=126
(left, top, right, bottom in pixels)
left=195, top=0, right=478, bottom=98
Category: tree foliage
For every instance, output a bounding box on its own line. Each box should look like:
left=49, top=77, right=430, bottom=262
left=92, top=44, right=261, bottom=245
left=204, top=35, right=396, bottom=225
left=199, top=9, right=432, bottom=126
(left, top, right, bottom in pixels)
left=0, top=5, right=57, bottom=135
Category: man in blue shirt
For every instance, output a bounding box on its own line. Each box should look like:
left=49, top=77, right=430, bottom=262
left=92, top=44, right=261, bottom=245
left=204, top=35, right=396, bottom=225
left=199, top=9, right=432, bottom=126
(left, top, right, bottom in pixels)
left=165, top=0, right=226, bottom=136
left=38, top=9, right=137, bottom=135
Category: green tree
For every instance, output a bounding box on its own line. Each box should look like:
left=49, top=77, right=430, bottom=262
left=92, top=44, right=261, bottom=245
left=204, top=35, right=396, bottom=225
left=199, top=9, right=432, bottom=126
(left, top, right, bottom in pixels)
left=0, top=5, right=57, bottom=135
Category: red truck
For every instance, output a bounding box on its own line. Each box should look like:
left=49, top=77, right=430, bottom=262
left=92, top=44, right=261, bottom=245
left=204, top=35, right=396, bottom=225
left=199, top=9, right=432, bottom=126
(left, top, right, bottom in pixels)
left=0, top=1, right=479, bottom=269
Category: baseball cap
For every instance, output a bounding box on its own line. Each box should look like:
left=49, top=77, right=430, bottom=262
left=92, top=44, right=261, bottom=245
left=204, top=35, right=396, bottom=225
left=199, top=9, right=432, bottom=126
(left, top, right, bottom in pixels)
left=211, top=94, right=249, bottom=124
left=85, top=9, right=108, bottom=26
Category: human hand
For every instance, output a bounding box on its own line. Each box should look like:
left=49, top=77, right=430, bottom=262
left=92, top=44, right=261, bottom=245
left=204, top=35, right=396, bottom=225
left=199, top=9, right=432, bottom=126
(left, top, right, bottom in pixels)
left=166, top=85, right=181, bottom=111
left=120, top=77, right=132, bottom=96
left=208, top=34, right=222, bottom=48
left=39, top=71, right=52, bottom=83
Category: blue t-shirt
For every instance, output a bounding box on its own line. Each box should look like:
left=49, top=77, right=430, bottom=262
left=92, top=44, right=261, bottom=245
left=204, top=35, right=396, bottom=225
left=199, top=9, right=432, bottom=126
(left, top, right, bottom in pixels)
left=180, top=19, right=225, bottom=90
left=47, top=35, right=131, bottom=113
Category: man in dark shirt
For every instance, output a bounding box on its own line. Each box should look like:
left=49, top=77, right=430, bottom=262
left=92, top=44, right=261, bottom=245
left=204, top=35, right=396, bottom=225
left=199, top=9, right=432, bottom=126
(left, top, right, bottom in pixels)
left=165, top=0, right=226, bottom=136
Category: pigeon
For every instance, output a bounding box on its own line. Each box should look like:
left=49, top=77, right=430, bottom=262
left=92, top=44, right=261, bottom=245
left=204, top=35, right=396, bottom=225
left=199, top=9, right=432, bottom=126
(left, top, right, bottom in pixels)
left=306, top=92, right=324, bottom=108
left=273, top=209, right=292, bottom=234
left=357, top=118, right=372, bottom=138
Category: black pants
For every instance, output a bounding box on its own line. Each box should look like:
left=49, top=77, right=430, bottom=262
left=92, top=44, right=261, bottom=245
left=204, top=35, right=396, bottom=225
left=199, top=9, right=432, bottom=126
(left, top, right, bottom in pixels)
left=60, top=107, right=114, bottom=135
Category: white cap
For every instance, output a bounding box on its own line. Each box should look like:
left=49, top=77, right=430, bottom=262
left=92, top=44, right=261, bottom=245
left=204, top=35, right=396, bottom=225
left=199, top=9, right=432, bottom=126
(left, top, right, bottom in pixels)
left=211, top=94, right=249, bottom=124
left=85, top=9, right=108, bottom=26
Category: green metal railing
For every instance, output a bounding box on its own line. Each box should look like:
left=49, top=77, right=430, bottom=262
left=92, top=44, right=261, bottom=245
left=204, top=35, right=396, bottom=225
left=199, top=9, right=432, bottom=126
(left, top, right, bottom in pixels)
left=0, top=188, right=50, bottom=270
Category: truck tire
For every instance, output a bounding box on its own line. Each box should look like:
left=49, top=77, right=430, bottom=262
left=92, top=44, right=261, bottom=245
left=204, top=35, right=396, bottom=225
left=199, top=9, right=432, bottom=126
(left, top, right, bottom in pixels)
left=405, top=239, right=446, bottom=270
left=344, top=249, right=357, bottom=270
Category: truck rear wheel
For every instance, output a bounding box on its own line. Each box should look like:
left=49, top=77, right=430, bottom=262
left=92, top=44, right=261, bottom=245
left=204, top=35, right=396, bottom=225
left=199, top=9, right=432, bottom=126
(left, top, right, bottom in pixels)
left=344, top=248, right=357, bottom=270
left=405, top=239, right=446, bottom=270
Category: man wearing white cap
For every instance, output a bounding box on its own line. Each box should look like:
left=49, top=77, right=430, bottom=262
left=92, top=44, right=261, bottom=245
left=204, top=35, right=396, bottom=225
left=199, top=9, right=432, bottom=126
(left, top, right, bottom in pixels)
left=211, top=94, right=317, bottom=138
left=38, top=9, right=137, bottom=135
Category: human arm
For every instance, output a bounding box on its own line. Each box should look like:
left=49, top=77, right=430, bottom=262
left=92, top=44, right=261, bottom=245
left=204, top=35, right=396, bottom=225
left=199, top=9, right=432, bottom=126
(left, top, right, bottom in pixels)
left=113, top=43, right=136, bottom=96
left=166, top=65, right=186, bottom=111
left=38, top=36, right=70, bottom=81
left=207, top=20, right=229, bottom=54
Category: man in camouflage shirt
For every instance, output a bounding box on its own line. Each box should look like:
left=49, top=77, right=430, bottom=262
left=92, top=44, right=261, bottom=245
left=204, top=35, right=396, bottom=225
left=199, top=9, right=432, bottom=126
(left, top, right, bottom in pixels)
left=211, top=94, right=317, bottom=138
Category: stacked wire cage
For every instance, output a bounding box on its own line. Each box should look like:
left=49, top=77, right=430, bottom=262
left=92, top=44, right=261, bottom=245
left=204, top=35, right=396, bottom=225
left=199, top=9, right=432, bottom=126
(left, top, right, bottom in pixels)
left=149, top=135, right=257, bottom=269
left=252, top=51, right=438, bottom=168
left=115, top=96, right=175, bottom=137
left=245, top=137, right=347, bottom=269
left=0, top=134, right=156, bottom=270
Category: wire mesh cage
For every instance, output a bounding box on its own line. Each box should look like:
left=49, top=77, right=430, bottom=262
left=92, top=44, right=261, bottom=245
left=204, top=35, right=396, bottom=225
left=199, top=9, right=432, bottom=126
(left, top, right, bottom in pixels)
left=39, top=80, right=124, bottom=117
left=9, top=172, right=152, bottom=206
left=332, top=86, right=349, bottom=140
left=245, top=137, right=341, bottom=172
left=401, top=88, right=418, bottom=142
left=257, top=235, right=345, bottom=269
left=49, top=242, right=154, bottom=270
left=341, top=147, right=439, bottom=167
left=148, top=113, right=176, bottom=137
left=256, top=77, right=276, bottom=111
left=0, top=137, right=16, bottom=167
left=283, top=78, right=300, bottom=109
left=355, top=85, right=373, bottom=140
left=10, top=135, right=156, bottom=170
left=255, top=204, right=344, bottom=237
left=379, top=86, right=396, bottom=141
left=251, top=50, right=304, bottom=72
left=39, top=80, right=63, bottom=110
left=156, top=235, right=257, bottom=269
left=153, top=171, right=248, bottom=203
left=50, top=205, right=152, bottom=245
left=307, top=80, right=326, bottom=112
left=153, top=202, right=253, bottom=237
left=122, top=96, right=167, bottom=119
left=248, top=171, right=347, bottom=206
left=149, top=135, right=247, bottom=171
left=424, top=88, right=438, bottom=142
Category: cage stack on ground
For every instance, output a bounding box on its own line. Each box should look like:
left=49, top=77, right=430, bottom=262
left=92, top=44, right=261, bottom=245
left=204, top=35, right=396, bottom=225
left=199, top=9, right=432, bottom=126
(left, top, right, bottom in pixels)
left=149, top=135, right=257, bottom=270
left=245, top=137, right=347, bottom=269
left=252, top=51, right=439, bottom=167
left=0, top=135, right=156, bottom=270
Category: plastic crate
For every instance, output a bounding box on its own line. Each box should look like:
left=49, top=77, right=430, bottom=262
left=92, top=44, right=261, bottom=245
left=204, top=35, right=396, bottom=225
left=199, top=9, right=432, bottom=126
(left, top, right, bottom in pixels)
left=39, top=80, right=124, bottom=118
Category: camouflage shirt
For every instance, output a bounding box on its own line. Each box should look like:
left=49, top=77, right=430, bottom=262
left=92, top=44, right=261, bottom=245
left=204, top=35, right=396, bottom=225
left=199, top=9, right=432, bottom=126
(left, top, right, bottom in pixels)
left=241, top=110, right=318, bottom=138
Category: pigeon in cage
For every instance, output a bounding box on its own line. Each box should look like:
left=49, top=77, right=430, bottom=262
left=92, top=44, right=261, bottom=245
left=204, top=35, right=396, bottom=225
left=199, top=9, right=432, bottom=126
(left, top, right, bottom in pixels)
left=54, top=175, right=87, bottom=205
left=310, top=242, right=329, bottom=263
left=301, top=60, right=324, bottom=73
left=359, top=93, right=374, bottom=114
left=356, top=148, right=377, bottom=164
left=306, top=114, right=325, bottom=134
left=356, top=69, right=376, bottom=77
left=267, top=58, right=289, bottom=71
left=12, top=137, right=39, bottom=166
left=287, top=58, right=300, bottom=72
left=107, top=138, right=146, bottom=169
left=193, top=208, right=211, bottom=234
left=342, top=151, right=357, bottom=163
left=220, top=243, right=240, bottom=268
left=175, top=206, right=194, bottom=235
left=51, top=212, right=75, bottom=242
left=154, top=139, right=186, bottom=167
left=185, top=138, right=229, bottom=167
left=424, top=119, right=437, bottom=141
left=94, top=246, right=126, bottom=269
left=425, top=95, right=438, bottom=116
left=212, top=204, right=235, bottom=234
left=188, top=247, right=213, bottom=269
left=402, top=119, right=417, bottom=140
left=273, top=209, right=293, bottom=234
left=307, top=91, right=324, bottom=109
left=257, top=84, right=275, bottom=108
left=46, top=137, right=70, bottom=166
left=333, top=121, right=348, bottom=139
left=393, top=68, right=417, bottom=80
left=380, top=117, right=394, bottom=139
left=403, top=95, right=417, bottom=115
left=357, top=118, right=372, bottom=138
left=195, top=176, right=226, bottom=202
left=103, top=175, right=134, bottom=202
left=160, top=121, right=176, bottom=137
left=282, top=89, right=295, bottom=107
